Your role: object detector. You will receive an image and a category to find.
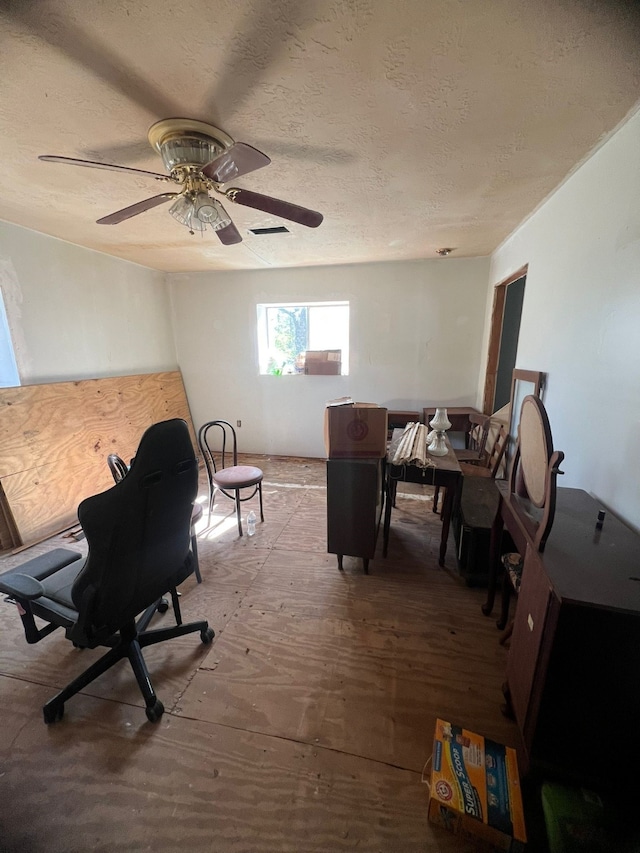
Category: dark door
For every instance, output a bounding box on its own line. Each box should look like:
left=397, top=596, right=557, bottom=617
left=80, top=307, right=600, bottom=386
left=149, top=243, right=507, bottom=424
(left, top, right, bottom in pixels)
left=494, top=275, right=526, bottom=411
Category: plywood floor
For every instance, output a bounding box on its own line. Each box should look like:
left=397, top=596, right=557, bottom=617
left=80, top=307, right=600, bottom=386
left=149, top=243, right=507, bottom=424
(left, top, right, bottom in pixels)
left=0, top=454, right=529, bottom=852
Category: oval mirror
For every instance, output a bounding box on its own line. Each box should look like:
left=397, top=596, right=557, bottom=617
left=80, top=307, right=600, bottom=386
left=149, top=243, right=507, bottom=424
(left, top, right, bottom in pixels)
left=518, top=395, right=553, bottom=508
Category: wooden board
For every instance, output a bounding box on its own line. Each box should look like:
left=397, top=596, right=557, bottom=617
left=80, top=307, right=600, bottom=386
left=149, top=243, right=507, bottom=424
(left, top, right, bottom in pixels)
left=0, top=371, right=196, bottom=548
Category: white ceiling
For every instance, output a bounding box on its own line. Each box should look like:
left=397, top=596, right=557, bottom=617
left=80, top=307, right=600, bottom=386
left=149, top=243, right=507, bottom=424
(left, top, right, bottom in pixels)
left=1, top=0, right=639, bottom=272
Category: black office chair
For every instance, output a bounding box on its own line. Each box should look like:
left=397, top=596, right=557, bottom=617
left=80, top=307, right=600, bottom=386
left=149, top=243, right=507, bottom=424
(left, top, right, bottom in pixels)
left=107, top=451, right=203, bottom=584
left=0, top=419, right=214, bottom=725
left=106, top=452, right=129, bottom=482
left=198, top=420, right=264, bottom=537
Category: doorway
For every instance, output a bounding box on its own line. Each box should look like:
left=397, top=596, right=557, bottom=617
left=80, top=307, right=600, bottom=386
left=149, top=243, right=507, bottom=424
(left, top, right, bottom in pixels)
left=483, top=267, right=527, bottom=414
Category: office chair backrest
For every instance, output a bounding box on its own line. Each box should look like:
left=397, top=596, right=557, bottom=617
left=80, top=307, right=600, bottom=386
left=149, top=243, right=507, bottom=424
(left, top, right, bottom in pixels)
left=72, top=419, right=198, bottom=642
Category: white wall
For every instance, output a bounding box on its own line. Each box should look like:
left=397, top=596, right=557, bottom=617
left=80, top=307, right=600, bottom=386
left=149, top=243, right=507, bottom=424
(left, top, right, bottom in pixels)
left=0, top=221, right=176, bottom=384
left=485, top=106, right=640, bottom=530
left=169, top=257, right=490, bottom=458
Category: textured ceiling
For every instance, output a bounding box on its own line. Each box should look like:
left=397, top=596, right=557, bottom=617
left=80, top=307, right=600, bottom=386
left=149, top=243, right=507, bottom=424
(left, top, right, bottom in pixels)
left=1, top=0, right=639, bottom=272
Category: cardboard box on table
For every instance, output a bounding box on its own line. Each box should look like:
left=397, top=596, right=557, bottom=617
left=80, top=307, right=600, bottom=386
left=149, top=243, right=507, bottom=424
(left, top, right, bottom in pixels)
left=428, top=718, right=526, bottom=852
left=324, top=401, right=388, bottom=458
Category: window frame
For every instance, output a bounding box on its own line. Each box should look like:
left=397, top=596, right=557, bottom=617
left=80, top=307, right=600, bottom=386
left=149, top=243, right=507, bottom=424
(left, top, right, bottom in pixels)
left=0, top=287, right=19, bottom=387
left=256, top=300, right=350, bottom=376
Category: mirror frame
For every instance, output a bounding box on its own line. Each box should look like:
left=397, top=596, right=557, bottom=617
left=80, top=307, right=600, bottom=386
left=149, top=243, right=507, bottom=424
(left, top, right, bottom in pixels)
left=506, top=369, right=545, bottom=468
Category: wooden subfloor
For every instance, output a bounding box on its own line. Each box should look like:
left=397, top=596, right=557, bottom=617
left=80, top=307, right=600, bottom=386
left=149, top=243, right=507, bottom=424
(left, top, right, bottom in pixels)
left=0, top=455, right=528, bottom=852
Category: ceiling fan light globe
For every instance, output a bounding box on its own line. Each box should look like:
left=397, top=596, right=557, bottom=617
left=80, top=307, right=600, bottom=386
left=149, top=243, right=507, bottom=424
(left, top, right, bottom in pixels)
left=196, top=196, right=232, bottom=231
left=168, top=195, right=193, bottom=227
left=188, top=213, right=206, bottom=233
left=210, top=217, right=232, bottom=232
left=194, top=192, right=219, bottom=223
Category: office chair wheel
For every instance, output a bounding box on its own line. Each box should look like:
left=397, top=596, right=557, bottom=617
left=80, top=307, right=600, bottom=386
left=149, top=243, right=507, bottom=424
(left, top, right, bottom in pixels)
left=145, top=699, right=164, bottom=723
left=43, top=702, right=64, bottom=724
left=200, top=627, right=215, bottom=644
left=157, top=598, right=169, bottom=614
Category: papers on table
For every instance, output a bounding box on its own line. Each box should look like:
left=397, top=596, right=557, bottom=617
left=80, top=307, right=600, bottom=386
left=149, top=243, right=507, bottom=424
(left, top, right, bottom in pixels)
left=391, top=422, right=435, bottom=469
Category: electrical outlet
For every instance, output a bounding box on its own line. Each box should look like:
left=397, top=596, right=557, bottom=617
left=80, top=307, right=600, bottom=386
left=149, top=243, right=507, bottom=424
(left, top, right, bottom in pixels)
left=236, top=420, right=241, bottom=428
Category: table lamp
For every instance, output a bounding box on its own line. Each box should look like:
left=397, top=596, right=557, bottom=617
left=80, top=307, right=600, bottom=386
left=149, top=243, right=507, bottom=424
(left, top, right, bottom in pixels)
left=428, top=408, right=451, bottom=456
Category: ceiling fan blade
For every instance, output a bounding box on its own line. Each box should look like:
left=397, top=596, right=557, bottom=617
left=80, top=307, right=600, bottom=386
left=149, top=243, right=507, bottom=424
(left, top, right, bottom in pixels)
left=39, top=155, right=169, bottom=181
left=202, top=143, right=271, bottom=183
left=203, top=0, right=314, bottom=123
left=6, top=4, right=181, bottom=119
left=216, top=221, right=243, bottom=245
left=96, top=193, right=179, bottom=225
left=81, top=140, right=152, bottom=165
left=251, top=138, right=356, bottom=165
left=224, top=188, right=323, bottom=228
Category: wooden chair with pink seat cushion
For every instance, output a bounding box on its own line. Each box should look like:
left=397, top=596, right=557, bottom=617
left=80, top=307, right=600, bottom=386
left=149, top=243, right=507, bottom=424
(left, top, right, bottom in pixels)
left=197, top=420, right=264, bottom=537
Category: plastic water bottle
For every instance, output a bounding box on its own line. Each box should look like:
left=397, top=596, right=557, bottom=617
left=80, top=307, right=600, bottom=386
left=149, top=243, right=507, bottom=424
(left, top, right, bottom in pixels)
left=247, top=510, right=256, bottom=536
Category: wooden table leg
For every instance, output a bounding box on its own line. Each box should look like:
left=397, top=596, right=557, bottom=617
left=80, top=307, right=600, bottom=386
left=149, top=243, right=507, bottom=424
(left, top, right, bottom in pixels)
left=382, top=476, right=393, bottom=557
left=438, top=474, right=459, bottom=567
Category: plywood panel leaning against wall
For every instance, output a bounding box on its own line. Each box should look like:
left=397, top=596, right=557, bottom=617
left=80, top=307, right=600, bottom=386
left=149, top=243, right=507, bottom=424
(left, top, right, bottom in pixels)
left=0, top=372, right=196, bottom=549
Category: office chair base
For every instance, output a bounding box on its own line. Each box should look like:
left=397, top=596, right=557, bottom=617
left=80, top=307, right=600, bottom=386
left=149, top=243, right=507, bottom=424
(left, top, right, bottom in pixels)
left=145, top=699, right=164, bottom=723
left=42, top=619, right=215, bottom=725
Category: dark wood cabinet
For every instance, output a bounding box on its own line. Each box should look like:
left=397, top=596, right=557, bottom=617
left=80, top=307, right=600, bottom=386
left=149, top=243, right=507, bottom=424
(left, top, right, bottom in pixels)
left=504, top=489, right=640, bottom=786
left=506, top=545, right=557, bottom=748
left=326, top=458, right=384, bottom=573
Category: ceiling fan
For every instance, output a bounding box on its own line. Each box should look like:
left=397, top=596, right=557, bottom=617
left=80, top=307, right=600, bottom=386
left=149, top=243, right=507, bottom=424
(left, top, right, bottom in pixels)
left=39, top=118, right=324, bottom=245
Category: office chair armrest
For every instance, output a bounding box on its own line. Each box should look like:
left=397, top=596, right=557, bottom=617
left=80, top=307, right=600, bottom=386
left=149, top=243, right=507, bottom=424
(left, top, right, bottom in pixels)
left=0, top=572, right=45, bottom=600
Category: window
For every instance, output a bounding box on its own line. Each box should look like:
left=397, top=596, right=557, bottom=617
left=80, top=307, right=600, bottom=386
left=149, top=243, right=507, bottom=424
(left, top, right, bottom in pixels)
left=257, top=302, right=349, bottom=375
left=0, top=289, right=19, bottom=387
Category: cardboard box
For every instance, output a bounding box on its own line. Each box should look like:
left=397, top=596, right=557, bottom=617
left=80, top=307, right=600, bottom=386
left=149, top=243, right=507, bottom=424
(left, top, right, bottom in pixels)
left=324, top=402, right=388, bottom=458
left=428, top=719, right=526, bottom=852
left=306, top=361, right=341, bottom=375
left=304, top=350, right=342, bottom=375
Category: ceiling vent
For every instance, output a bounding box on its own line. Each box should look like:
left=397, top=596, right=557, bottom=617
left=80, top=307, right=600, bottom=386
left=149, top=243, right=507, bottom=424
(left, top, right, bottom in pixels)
left=249, top=226, right=290, bottom=235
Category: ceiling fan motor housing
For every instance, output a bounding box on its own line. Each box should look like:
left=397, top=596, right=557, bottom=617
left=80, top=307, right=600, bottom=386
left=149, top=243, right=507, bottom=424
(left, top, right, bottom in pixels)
left=157, top=133, right=223, bottom=171
left=148, top=119, right=234, bottom=173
